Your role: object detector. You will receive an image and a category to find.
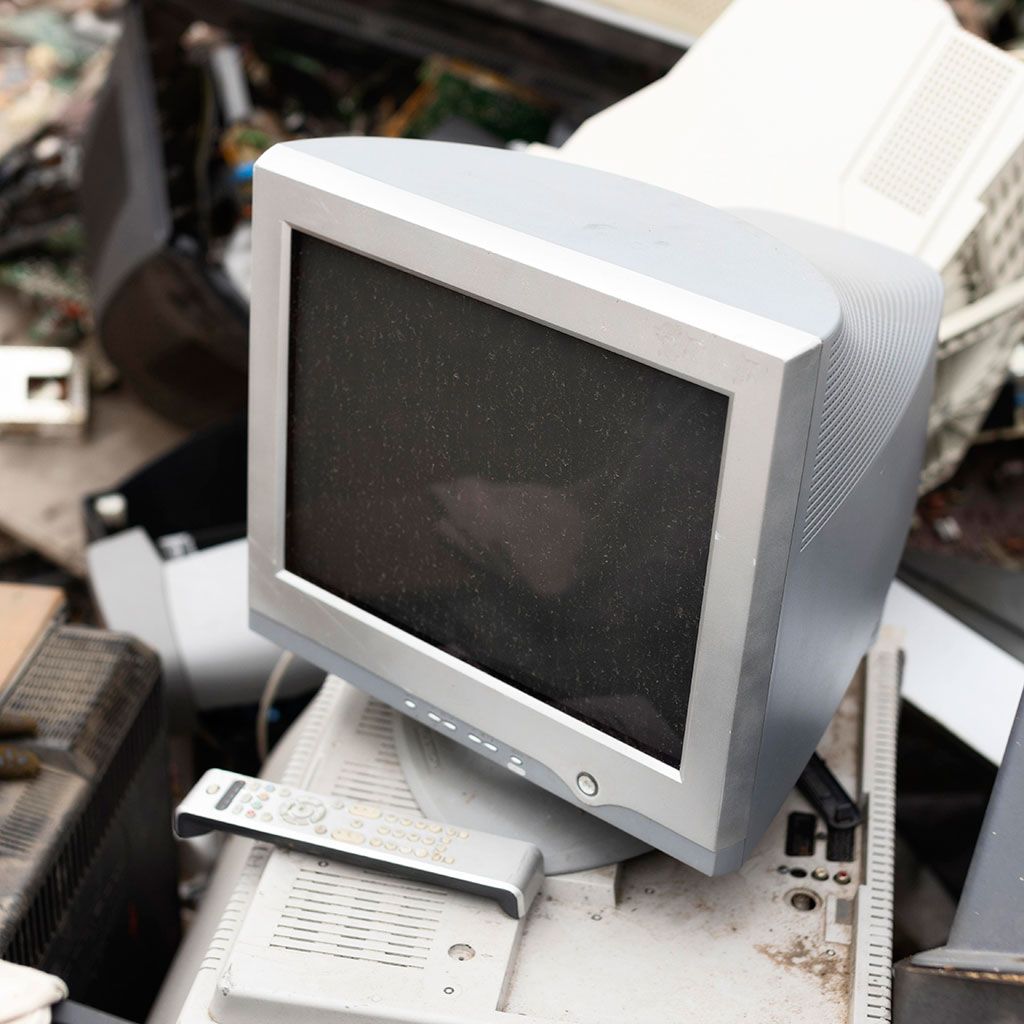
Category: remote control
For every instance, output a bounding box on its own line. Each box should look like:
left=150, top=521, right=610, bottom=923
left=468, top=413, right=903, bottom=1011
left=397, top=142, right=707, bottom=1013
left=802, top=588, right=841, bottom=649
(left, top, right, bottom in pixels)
left=175, top=768, right=545, bottom=918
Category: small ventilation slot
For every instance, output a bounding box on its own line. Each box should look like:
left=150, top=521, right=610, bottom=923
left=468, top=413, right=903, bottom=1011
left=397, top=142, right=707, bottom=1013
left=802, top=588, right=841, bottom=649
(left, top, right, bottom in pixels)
left=271, top=865, right=445, bottom=969
left=862, top=34, right=1014, bottom=215
left=331, top=701, right=419, bottom=811
left=0, top=769, right=68, bottom=857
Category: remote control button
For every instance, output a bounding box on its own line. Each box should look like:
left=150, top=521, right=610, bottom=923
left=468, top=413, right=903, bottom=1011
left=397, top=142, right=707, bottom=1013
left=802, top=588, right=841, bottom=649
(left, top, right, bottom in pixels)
left=257, top=792, right=269, bottom=801
left=393, top=829, right=405, bottom=838
left=247, top=781, right=259, bottom=790
left=280, top=799, right=324, bottom=825
left=428, top=824, right=441, bottom=833
left=445, top=857, right=454, bottom=865
left=459, top=831, right=469, bottom=839
left=262, top=813, right=272, bottom=822
left=206, top=784, right=220, bottom=795
left=278, top=788, right=291, bottom=797
left=378, top=826, right=390, bottom=836
left=331, top=828, right=364, bottom=844
left=385, top=814, right=397, bottom=822
left=315, top=825, right=327, bottom=834
left=385, top=842, right=397, bottom=851
left=400, top=846, right=411, bottom=854
left=332, top=800, right=346, bottom=810
left=423, top=836, right=434, bottom=846
left=370, top=838, right=382, bottom=847
left=251, top=800, right=262, bottom=810
left=415, top=849, right=428, bottom=858
left=231, top=805, right=242, bottom=814
left=240, top=792, right=252, bottom=803
left=264, top=784, right=275, bottom=793
left=245, top=809, right=255, bottom=818
left=415, top=821, right=427, bottom=829
left=350, top=819, right=363, bottom=829
left=431, top=852, right=442, bottom=862
left=216, top=779, right=246, bottom=810
left=447, top=827, right=457, bottom=836
left=348, top=804, right=381, bottom=819
left=407, top=832, right=419, bottom=842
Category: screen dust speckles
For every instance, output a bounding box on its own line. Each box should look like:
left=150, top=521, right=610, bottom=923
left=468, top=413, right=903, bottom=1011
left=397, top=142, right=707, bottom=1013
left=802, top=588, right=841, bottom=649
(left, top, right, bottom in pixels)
left=285, top=230, right=727, bottom=765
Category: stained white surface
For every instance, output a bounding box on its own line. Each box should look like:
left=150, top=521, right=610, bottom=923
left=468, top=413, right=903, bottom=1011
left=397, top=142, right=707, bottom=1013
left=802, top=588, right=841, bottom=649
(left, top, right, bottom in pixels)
left=883, top=580, right=1024, bottom=763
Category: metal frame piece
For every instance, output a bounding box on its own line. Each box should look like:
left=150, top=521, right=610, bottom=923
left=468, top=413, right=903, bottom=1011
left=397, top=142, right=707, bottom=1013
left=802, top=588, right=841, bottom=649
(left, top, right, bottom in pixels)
left=894, top=691, right=1024, bottom=1021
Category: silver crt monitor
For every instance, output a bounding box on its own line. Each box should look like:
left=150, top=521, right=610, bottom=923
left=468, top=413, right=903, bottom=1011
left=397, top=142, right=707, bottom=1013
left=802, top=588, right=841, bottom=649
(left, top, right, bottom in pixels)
left=248, top=138, right=941, bottom=874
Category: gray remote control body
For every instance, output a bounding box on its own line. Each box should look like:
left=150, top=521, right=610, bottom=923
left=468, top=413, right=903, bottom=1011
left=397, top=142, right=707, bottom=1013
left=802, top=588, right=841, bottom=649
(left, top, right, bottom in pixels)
left=175, top=768, right=545, bottom=917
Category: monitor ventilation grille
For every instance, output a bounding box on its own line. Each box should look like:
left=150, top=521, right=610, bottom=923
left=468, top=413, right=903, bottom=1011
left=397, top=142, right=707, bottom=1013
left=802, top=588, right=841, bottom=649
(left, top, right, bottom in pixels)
left=802, top=268, right=938, bottom=549
left=271, top=864, right=446, bottom=970
left=861, top=34, right=1014, bottom=216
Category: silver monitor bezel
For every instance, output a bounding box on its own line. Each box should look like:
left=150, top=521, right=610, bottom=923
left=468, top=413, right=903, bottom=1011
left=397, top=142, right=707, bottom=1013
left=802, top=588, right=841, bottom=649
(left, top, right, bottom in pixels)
left=248, top=145, right=822, bottom=854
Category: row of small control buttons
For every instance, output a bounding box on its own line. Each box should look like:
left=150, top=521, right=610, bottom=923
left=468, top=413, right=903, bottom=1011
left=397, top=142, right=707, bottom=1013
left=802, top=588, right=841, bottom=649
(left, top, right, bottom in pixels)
left=405, top=698, right=509, bottom=754
left=368, top=835, right=457, bottom=863
left=221, top=779, right=463, bottom=865
left=406, top=697, right=528, bottom=770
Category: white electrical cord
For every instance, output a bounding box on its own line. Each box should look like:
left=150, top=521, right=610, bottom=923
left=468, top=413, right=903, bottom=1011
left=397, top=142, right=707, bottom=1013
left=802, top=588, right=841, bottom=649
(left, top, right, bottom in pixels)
left=256, top=650, right=294, bottom=765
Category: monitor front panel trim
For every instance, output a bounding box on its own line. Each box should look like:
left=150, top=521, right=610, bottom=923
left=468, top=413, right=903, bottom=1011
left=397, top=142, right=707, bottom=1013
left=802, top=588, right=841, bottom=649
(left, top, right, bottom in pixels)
left=248, top=150, right=821, bottom=852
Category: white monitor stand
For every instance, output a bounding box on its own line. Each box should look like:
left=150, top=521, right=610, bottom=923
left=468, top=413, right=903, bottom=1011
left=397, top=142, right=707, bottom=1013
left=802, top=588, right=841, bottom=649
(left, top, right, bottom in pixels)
left=152, top=630, right=900, bottom=1024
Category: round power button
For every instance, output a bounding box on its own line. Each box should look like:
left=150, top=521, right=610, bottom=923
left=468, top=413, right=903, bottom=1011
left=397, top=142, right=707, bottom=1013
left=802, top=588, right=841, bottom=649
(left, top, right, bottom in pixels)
left=576, top=772, right=599, bottom=797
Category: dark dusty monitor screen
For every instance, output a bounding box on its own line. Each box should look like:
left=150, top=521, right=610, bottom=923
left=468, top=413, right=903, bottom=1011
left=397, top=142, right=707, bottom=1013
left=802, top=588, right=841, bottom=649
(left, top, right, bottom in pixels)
left=285, top=231, right=728, bottom=766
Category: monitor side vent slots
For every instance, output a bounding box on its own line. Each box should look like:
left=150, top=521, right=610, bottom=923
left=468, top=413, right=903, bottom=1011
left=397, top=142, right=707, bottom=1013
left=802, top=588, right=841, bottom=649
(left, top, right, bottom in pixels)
left=861, top=34, right=1014, bottom=216
left=270, top=865, right=445, bottom=970
left=801, top=269, right=937, bottom=550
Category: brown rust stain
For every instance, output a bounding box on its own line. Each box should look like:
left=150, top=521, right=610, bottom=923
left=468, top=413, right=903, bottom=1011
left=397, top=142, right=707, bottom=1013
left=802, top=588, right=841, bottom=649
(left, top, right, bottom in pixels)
left=755, top=937, right=850, bottom=999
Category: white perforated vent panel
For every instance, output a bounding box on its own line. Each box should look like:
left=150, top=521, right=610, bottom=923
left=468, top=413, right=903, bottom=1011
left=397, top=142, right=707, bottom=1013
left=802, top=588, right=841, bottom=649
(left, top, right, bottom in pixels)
left=271, top=864, right=446, bottom=970
left=862, top=35, right=1014, bottom=216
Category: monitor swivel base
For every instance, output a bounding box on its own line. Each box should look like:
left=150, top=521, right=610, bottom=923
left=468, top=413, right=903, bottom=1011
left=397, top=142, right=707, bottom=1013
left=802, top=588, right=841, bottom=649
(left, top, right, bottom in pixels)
left=395, top=715, right=650, bottom=875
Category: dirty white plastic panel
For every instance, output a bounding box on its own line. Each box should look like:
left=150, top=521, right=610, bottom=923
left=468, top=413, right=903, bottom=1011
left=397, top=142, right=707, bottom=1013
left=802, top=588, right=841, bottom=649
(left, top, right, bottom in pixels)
left=169, top=633, right=900, bottom=1024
